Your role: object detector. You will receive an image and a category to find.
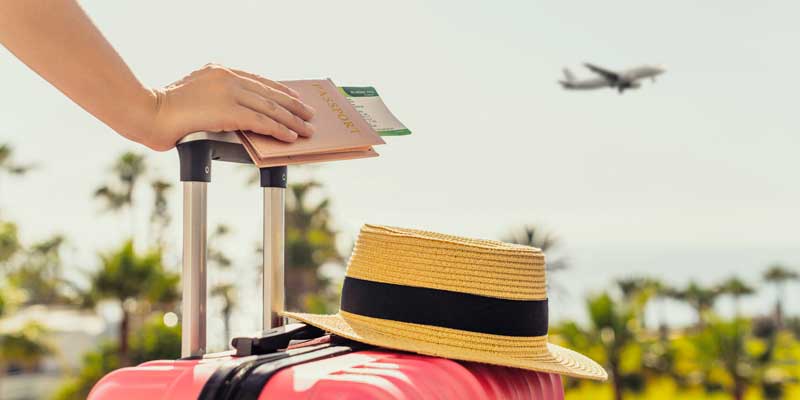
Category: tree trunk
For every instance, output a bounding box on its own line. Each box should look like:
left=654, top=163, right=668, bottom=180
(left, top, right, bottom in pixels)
left=0, top=362, right=5, bottom=399
left=695, top=307, right=706, bottom=331
left=119, top=309, right=130, bottom=366
left=658, top=299, right=668, bottom=338
left=732, top=379, right=745, bottom=400
left=612, top=367, right=624, bottom=400
left=222, top=309, right=231, bottom=341
left=775, top=284, right=784, bottom=330
left=285, top=268, right=321, bottom=311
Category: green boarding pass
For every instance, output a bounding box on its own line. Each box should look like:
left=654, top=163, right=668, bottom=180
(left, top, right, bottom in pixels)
left=339, top=87, right=411, bottom=136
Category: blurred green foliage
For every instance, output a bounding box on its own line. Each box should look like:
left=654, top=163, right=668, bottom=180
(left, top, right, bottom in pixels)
left=554, top=281, right=800, bottom=400
left=2, top=147, right=799, bottom=400
left=0, top=221, right=21, bottom=264
left=89, top=240, right=179, bottom=363
left=284, top=179, right=343, bottom=312
left=51, top=316, right=180, bottom=400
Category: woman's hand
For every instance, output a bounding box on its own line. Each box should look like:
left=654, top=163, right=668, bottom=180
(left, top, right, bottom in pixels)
left=0, top=1, right=315, bottom=151
left=142, top=64, right=316, bottom=151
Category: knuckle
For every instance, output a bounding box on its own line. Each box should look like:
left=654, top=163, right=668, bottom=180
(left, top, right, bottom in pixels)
left=290, top=98, right=303, bottom=112
left=201, top=63, right=220, bottom=73
left=263, top=86, right=278, bottom=97
left=255, top=112, right=269, bottom=123
left=205, top=65, right=232, bottom=79
left=263, top=99, right=277, bottom=112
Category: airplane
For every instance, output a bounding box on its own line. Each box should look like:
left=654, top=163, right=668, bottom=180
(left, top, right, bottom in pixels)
left=559, top=63, right=665, bottom=93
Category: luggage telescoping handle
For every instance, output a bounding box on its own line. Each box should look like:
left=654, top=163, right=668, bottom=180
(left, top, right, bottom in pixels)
left=177, top=132, right=287, bottom=358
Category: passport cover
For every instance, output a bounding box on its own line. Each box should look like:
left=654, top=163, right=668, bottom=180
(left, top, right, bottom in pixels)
left=239, top=79, right=385, bottom=167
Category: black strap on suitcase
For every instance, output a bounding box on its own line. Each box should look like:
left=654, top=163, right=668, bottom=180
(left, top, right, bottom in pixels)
left=198, top=337, right=368, bottom=400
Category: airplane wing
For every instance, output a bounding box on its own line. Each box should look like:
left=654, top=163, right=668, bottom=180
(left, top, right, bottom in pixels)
left=583, top=63, right=620, bottom=82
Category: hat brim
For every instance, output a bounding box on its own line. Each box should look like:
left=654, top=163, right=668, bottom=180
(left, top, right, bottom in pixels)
left=283, top=310, right=607, bottom=381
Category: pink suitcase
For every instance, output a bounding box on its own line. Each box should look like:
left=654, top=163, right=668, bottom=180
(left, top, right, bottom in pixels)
left=89, top=132, right=566, bottom=400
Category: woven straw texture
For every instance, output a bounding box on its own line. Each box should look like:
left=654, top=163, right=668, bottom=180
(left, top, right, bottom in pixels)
left=283, top=224, right=607, bottom=381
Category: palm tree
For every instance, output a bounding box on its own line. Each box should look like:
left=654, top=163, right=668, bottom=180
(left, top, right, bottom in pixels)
left=504, top=225, right=569, bottom=295
left=763, top=264, right=798, bottom=328
left=718, top=277, right=755, bottom=319
left=504, top=225, right=568, bottom=272
left=6, top=235, right=71, bottom=305
left=0, top=143, right=34, bottom=213
left=245, top=167, right=342, bottom=311
left=691, top=319, right=764, bottom=400
left=672, top=281, right=720, bottom=330
left=210, top=283, right=236, bottom=341
left=149, top=179, right=172, bottom=248
left=587, top=292, right=638, bottom=400
left=650, top=280, right=678, bottom=337
left=208, top=224, right=233, bottom=269
left=284, top=180, right=342, bottom=311
left=0, top=144, right=33, bottom=176
left=207, top=224, right=236, bottom=344
left=557, top=292, right=643, bottom=400
left=0, top=220, right=21, bottom=265
left=94, top=152, right=146, bottom=235
left=616, top=277, right=663, bottom=331
left=89, top=240, right=179, bottom=364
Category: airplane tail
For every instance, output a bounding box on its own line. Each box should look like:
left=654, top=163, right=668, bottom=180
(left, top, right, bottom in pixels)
left=562, top=68, right=575, bottom=83
left=558, top=67, right=576, bottom=88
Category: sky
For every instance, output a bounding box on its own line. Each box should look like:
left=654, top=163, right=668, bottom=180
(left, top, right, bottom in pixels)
left=1, top=1, right=799, bottom=348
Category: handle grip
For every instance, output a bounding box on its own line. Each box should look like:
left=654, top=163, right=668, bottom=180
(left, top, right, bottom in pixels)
left=176, top=132, right=253, bottom=183
left=177, top=132, right=287, bottom=358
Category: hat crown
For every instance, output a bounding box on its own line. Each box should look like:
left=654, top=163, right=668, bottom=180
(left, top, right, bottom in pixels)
left=345, top=225, right=547, bottom=301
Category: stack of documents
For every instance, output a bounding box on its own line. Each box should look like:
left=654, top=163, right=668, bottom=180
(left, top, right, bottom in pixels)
left=239, top=79, right=409, bottom=167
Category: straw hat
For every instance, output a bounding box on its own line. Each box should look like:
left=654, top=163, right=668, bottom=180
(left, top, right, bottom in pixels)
left=282, top=224, right=607, bottom=381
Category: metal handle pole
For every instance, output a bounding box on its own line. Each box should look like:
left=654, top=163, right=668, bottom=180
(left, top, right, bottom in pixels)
left=181, top=181, right=208, bottom=357
left=263, top=187, right=286, bottom=329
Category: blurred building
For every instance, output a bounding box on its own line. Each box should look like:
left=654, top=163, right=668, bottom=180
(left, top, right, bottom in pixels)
left=0, top=305, right=109, bottom=400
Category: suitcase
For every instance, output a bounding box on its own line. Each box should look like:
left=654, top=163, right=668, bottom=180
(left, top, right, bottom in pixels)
left=88, top=132, right=566, bottom=400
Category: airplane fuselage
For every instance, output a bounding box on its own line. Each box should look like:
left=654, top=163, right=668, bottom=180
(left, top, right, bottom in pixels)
left=560, top=64, right=665, bottom=93
left=560, top=78, right=609, bottom=90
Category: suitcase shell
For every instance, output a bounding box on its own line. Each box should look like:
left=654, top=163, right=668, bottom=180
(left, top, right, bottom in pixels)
left=89, top=349, right=564, bottom=400
left=90, top=132, right=566, bottom=399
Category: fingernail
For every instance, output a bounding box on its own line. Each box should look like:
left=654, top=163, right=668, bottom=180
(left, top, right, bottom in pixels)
left=305, top=122, right=315, bottom=135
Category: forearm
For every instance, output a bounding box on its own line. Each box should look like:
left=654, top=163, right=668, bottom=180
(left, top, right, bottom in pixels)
left=0, top=0, right=315, bottom=150
left=0, top=0, right=156, bottom=143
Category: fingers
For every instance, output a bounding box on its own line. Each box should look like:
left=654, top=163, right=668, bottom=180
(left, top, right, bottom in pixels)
left=234, top=106, right=298, bottom=142
left=228, top=68, right=301, bottom=99
left=236, top=76, right=315, bottom=122
left=184, top=64, right=314, bottom=144
left=236, top=89, right=314, bottom=137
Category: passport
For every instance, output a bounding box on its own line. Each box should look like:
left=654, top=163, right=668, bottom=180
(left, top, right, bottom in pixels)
left=238, top=79, right=405, bottom=167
